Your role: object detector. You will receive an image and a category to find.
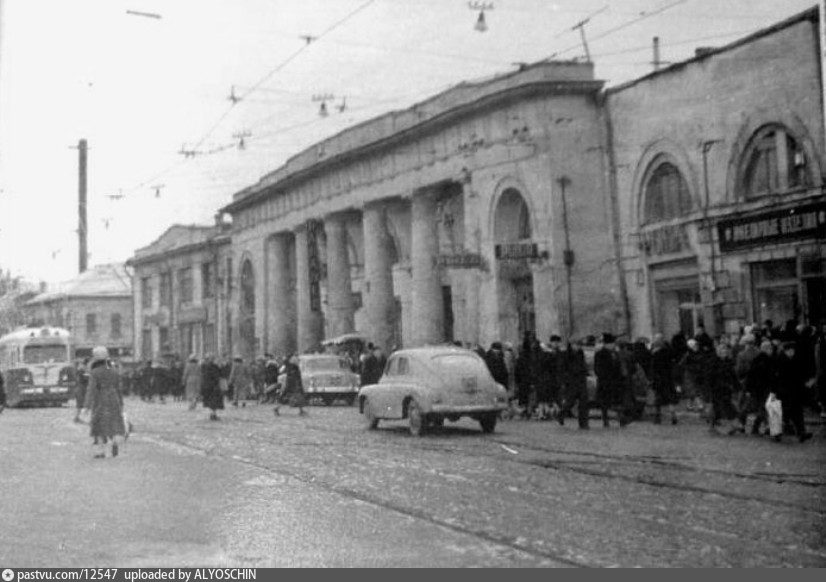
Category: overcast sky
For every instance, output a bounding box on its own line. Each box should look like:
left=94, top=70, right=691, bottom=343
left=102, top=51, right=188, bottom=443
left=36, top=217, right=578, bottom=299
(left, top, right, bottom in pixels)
left=0, top=0, right=818, bottom=284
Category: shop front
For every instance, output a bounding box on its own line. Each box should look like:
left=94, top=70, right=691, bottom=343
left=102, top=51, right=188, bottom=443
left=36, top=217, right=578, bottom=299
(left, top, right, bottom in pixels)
left=717, top=201, right=826, bottom=328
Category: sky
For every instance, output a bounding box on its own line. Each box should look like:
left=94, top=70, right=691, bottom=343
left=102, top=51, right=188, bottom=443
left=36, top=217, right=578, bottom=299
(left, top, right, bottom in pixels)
left=0, top=0, right=819, bottom=284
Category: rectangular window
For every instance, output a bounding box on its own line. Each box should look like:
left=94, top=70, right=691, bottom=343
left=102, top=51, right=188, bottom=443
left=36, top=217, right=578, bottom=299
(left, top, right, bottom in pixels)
left=160, top=272, right=172, bottom=307
left=141, top=329, right=152, bottom=359
left=159, top=327, right=169, bottom=353
left=86, top=313, right=97, bottom=335
left=141, top=277, right=152, bottom=308
left=180, top=323, right=194, bottom=356
left=178, top=267, right=193, bottom=304
left=110, top=313, right=122, bottom=339
left=202, top=262, right=214, bottom=299
left=203, top=323, right=216, bottom=356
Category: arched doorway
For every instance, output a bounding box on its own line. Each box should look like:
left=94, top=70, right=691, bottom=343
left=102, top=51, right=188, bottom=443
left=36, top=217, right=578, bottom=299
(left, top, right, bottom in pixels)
left=239, top=259, right=256, bottom=360
left=494, top=188, right=535, bottom=344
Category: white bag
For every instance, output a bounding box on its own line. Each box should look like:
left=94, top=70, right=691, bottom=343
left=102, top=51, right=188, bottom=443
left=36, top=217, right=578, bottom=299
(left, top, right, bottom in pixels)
left=765, top=394, right=783, bottom=437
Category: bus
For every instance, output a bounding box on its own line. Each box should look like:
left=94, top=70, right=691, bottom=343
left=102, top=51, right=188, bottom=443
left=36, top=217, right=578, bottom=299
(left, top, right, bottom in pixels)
left=0, top=326, right=76, bottom=408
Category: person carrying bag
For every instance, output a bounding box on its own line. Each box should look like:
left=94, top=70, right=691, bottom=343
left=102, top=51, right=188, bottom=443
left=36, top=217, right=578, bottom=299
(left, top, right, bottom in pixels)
left=765, top=392, right=783, bottom=442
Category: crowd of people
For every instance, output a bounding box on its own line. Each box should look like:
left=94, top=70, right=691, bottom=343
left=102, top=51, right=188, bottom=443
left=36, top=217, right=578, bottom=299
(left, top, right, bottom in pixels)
left=473, top=319, right=824, bottom=442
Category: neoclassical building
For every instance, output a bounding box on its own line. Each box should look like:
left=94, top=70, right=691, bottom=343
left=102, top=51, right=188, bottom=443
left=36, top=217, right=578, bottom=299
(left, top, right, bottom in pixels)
left=221, top=62, right=623, bottom=356
left=609, top=7, right=825, bottom=339
left=130, top=7, right=825, bottom=358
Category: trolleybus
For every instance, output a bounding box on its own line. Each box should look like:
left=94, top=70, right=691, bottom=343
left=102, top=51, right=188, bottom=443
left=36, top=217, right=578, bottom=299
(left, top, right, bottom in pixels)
left=0, top=326, right=75, bottom=407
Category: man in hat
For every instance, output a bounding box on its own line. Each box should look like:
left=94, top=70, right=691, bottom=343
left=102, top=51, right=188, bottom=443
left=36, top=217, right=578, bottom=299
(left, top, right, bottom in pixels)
left=594, top=333, right=629, bottom=427
left=558, top=339, right=589, bottom=429
left=775, top=341, right=813, bottom=442
left=83, top=346, right=126, bottom=458
left=485, top=342, right=508, bottom=388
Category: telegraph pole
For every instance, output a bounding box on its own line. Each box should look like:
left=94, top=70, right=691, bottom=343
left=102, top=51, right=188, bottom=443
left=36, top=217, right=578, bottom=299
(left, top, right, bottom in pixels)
left=78, top=139, right=88, bottom=273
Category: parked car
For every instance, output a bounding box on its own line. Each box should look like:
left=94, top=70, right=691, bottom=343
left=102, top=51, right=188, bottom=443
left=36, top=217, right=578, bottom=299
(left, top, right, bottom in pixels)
left=358, top=346, right=509, bottom=436
left=279, top=354, right=360, bottom=406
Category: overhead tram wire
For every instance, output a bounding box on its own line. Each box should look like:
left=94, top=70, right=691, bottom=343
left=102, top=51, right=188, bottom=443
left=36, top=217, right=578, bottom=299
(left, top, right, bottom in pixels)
left=189, top=0, right=379, bottom=153
left=547, top=0, right=690, bottom=60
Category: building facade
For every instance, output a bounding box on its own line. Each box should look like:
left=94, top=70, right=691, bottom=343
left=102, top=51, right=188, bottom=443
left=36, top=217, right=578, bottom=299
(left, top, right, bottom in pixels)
left=127, top=224, right=232, bottom=361
left=221, top=62, right=624, bottom=356
left=23, top=264, right=134, bottom=359
left=609, top=8, right=825, bottom=340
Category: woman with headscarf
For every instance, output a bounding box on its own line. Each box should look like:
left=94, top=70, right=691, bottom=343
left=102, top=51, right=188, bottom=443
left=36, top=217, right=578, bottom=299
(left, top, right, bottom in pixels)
left=83, top=346, right=126, bottom=458
left=182, top=354, right=202, bottom=411
left=200, top=354, right=224, bottom=421
left=274, top=353, right=307, bottom=416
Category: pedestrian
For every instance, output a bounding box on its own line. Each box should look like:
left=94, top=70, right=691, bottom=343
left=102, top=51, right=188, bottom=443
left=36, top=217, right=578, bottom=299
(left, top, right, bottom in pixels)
left=679, top=339, right=708, bottom=412
left=484, top=342, right=509, bottom=388
left=229, top=356, right=252, bottom=407
left=775, top=341, right=814, bottom=443
left=200, top=353, right=224, bottom=421
left=73, top=358, right=90, bottom=423
left=274, top=353, right=307, bottom=416
left=734, top=339, right=775, bottom=435
left=514, top=332, right=535, bottom=418
left=360, top=343, right=381, bottom=386
left=83, top=346, right=126, bottom=459
left=558, top=339, right=589, bottom=429
left=182, top=354, right=202, bottom=411
left=138, top=360, right=153, bottom=402
left=708, top=343, right=739, bottom=434
left=594, top=333, right=631, bottom=427
left=170, top=357, right=184, bottom=402
left=502, top=341, right=517, bottom=397
left=262, top=354, right=281, bottom=404
left=649, top=334, right=678, bottom=425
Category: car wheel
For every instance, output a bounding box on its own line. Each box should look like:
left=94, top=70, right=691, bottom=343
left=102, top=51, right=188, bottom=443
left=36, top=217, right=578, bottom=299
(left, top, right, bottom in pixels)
left=363, top=399, right=379, bottom=430
left=408, top=401, right=426, bottom=437
left=479, top=412, right=497, bottom=434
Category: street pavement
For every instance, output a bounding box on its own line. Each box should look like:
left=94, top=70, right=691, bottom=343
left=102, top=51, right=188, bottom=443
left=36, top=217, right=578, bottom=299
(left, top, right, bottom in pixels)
left=0, top=397, right=823, bottom=567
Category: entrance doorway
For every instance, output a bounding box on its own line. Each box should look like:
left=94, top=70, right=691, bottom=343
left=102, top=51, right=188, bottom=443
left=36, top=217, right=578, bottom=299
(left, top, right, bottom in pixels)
left=655, top=279, right=702, bottom=339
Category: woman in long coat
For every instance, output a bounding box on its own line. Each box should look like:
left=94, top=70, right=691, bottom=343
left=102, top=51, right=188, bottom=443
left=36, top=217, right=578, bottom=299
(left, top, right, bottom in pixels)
left=182, top=355, right=202, bottom=410
left=83, top=346, right=126, bottom=458
left=274, top=354, right=306, bottom=416
left=200, top=354, right=224, bottom=421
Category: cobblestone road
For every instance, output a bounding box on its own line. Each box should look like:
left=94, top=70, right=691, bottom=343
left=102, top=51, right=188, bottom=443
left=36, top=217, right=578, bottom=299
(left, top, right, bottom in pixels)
left=1, top=398, right=823, bottom=567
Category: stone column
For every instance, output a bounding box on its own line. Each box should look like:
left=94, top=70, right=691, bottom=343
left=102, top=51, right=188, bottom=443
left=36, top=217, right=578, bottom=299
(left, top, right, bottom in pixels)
left=411, top=190, right=444, bottom=346
left=294, top=224, right=324, bottom=352
left=324, top=213, right=355, bottom=338
left=363, top=203, right=395, bottom=352
left=267, top=233, right=295, bottom=356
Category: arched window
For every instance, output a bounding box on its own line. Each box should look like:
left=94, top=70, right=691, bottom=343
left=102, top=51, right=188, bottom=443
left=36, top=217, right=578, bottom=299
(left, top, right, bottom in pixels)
left=643, top=161, right=692, bottom=224
left=240, top=260, right=255, bottom=315
left=741, top=125, right=812, bottom=199
left=494, top=188, right=532, bottom=242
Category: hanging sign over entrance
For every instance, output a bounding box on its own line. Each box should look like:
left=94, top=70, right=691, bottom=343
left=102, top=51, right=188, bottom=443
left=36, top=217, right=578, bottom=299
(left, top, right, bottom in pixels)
left=717, top=201, right=826, bottom=252
left=495, top=242, right=542, bottom=260
left=639, top=223, right=690, bottom=256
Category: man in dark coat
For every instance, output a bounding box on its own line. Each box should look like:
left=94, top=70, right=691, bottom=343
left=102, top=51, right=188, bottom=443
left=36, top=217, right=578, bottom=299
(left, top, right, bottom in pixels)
left=594, top=333, right=631, bottom=427
left=649, top=335, right=678, bottom=425
left=736, top=339, right=775, bottom=435
left=83, top=346, right=126, bottom=458
left=775, top=342, right=813, bottom=443
left=485, top=342, right=509, bottom=387
left=360, top=343, right=380, bottom=386
left=73, top=358, right=90, bottom=423
left=200, top=354, right=224, bottom=421
left=558, top=340, right=589, bottom=429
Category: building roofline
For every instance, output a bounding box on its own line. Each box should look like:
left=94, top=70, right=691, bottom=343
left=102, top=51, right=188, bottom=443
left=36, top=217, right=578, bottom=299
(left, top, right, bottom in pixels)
left=221, top=62, right=602, bottom=214
left=606, top=6, right=819, bottom=95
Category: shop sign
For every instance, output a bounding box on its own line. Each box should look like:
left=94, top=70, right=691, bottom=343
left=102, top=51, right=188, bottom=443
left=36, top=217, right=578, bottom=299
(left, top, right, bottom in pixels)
left=717, top=201, right=826, bottom=252
left=639, top=224, right=690, bottom=256
left=495, top=242, right=541, bottom=260
left=438, top=252, right=485, bottom=269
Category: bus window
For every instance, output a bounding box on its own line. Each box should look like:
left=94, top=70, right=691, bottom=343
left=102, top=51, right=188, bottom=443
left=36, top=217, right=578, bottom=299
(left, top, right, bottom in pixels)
left=23, top=344, right=69, bottom=364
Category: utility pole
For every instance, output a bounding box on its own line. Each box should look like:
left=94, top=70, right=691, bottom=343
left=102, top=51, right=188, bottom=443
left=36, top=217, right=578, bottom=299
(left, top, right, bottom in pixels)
left=78, top=139, right=88, bottom=273
left=571, top=18, right=592, bottom=63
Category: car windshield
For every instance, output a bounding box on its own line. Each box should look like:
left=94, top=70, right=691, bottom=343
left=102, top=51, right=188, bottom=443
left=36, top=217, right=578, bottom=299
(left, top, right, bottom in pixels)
left=23, top=344, right=69, bottom=364
left=302, top=357, right=346, bottom=372
left=431, top=353, right=491, bottom=377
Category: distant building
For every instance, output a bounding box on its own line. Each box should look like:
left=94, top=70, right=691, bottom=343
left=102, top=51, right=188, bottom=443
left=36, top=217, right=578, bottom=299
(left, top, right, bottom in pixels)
left=609, top=7, right=825, bottom=339
left=23, top=263, right=133, bottom=359
left=126, top=223, right=232, bottom=361
left=0, top=277, right=42, bottom=336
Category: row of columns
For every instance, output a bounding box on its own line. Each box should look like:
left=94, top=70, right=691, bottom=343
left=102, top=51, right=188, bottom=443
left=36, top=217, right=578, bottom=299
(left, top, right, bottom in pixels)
left=263, top=190, right=448, bottom=356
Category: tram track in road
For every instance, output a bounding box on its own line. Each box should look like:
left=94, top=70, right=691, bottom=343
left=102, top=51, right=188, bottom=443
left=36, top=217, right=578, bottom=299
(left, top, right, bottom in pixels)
left=137, top=432, right=593, bottom=568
